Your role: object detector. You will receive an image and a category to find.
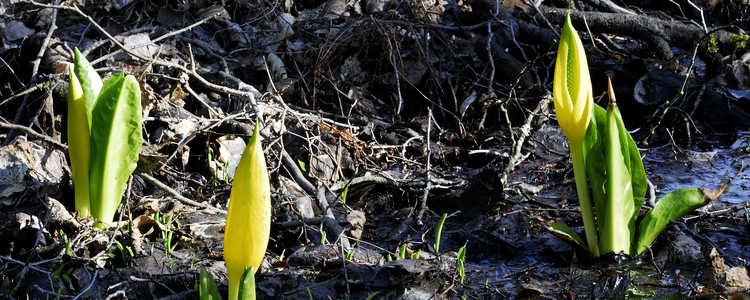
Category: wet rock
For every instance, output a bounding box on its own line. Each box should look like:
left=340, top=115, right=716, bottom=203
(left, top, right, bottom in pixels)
left=47, top=197, right=81, bottom=233
left=278, top=176, right=316, bottom=218
left=667, top=229, right=702, bottom=270
left=288, top=244, right=343, bottom=266
left=288, top=244, right=383, bottom=267
left=700, top=248, right=750, bottom=292
left=0, top=138, right=66, bottom=205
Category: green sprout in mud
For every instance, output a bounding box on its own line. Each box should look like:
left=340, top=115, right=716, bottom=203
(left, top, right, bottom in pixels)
left=550, top=13, right=725, bottom=257
left=410, top=249, right=422, bottom=260
left=341, top=184, right=349, bottom=209
left=346, top=250, right=355, bottom=261
left=153, top=212, right=178, bottom=256
left=457, top=245, right=466, bottom=284
left=434, top=213, right=447, bottom=253
left=59, top=229, right=73, bottom=256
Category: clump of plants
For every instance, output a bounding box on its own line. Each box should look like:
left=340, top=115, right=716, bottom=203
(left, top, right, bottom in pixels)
left=67, top=48, right=143, bottom=227
left=549, top=13, right=724, bottom=257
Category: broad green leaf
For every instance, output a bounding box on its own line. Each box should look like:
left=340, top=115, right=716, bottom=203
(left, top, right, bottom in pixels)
left=238, top=266, right=256, bottom=300
left=224, top=121, right=271, bottom=300
left=599, top=99, right=635, bottom=255
left=67, top=66, right=91, bottom=218
left=606, top=79, right=647, bottom=245
left=614, top=103, right=647, bottom=252
left=72, top=48, right=103, bottom=128
left=88, top=73, right=143, bottom=226
left=199, top=267, right=222, bottom=300
left=634, top=187, right=724, bottom=255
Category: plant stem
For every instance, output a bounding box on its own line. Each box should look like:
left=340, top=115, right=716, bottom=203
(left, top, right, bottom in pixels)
left=570, top=145, right=599, bottom=257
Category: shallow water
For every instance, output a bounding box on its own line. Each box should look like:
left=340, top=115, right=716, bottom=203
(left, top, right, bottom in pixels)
left=644, top=130, right=750, bottom=208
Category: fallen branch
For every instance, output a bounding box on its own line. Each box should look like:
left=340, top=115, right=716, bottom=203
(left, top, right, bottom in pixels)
left=537, top=7, right=738, bottom=59
left=137, top=172, right=226, bottom=214
left=331, top=173, right=464, bottom=192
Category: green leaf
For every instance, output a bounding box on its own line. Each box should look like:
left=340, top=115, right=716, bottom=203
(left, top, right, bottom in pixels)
left=434, top=213, right=447, bottom=253
left=199, top=267, right=222, bottom=300
left=88, top=73, right=143, bottom=226
left=584, top=104, right=607, bottom=233
left=238, top=266, right=256, bottom=300
left=634, top=187, right=724, bottom=255
left=599, top=99, right=636, bottom=255
left=72, top=48, right=103, bottom=128
left=548, top=221, right=586, bottom=247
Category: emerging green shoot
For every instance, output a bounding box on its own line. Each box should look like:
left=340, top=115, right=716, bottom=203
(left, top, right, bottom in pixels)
left=68, top=48, right=143, bottom=226
left=199, top=267, right=221, bottom=300
left=457, top=245, right=466, bottom=284
left=434, top=213, right=447, bottom=253
left=237, top=266, right=257, bottom=300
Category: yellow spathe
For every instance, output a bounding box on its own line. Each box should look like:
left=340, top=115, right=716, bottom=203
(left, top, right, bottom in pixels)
left=223, top=122, right=271, bottom=300
left=67, top=66, right=91, bottom=218
left=553, top=13, right=593, bottom=145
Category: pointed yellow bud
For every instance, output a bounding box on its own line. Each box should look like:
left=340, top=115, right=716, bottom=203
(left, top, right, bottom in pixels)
left=224, top=122, right=271, bottom=300
left=67, top=65, right=91, bottom=218
left=553, top=13, right=593, bottom=145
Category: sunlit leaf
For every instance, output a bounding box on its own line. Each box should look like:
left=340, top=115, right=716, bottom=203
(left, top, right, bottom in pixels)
left=238, top=266, right=256, bottom=300
left=199, top=267, right=222, bottom=300
left=88, top=73, right=143, bottom=226
left=72, top=48, right=102, bottom=127
left=599, top=97, right=635, bottom=255
left=634, top=187, right=724, bottom=255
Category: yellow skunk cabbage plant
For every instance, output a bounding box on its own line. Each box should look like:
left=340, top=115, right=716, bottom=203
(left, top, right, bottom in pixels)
left=224, top=121, right=271, bottom=300
left=67, top=48, right=143, bottom=226
left=549, top=13, right=725, bottom=257
left=552, top=12, right=598, bottom=256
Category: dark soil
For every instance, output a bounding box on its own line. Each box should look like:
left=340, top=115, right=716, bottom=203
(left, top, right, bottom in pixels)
left=1, top=0, right=749, bottom=299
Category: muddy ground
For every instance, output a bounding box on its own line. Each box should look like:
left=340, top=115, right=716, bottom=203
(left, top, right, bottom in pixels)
left=1, top=0, right=750, bottom=299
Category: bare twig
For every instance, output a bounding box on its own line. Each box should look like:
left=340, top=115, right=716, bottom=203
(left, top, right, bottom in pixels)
left=25, top=0, right=262, bottom=115
left=72, top=270, right=99, bottom=300
left=501, top=94, right=552, bottom=185
left=0, top=117, right=67, bottom=150
left=5, top=1, right=59, bottom=144
left=137, top=172, right=226, bottom=214
left=331, top=172, right=462, bottom=192
left=416, top=109, right=433, bottom=226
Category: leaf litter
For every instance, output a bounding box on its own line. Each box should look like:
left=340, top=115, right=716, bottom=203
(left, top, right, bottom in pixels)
left=0, top=0, right=749, bottom=299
